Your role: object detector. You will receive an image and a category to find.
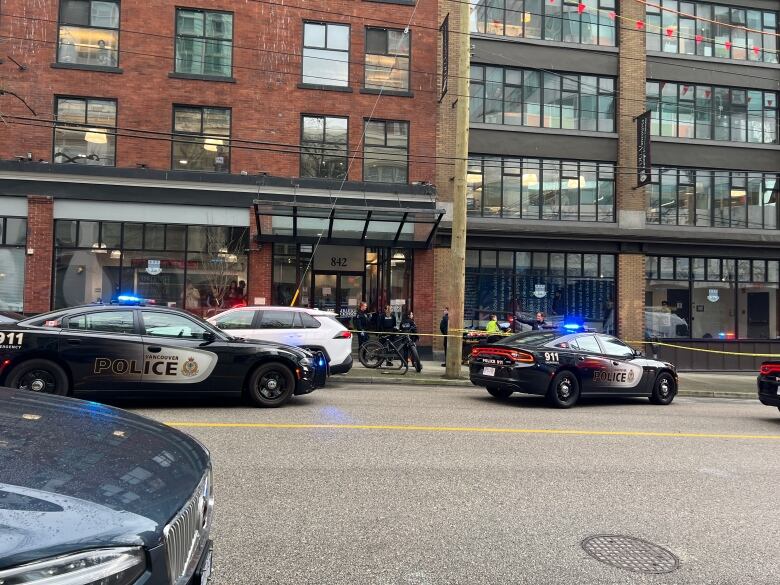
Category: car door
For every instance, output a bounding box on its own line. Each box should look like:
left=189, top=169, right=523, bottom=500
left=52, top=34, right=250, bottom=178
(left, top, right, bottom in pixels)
left=212, top=309, right=259, bottom=337
left=570, top=334, right=613, bottom=393
left=59, top=309, right=143, bottom=392
left=139, top=310, right=223, bottom=392
left=592, top=335, right=645, bottom=393
left=255, top=310, right=304, bottom=348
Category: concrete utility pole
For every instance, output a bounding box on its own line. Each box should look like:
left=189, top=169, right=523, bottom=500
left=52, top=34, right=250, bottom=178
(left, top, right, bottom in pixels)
left=445, top=0, right=469, bottom=379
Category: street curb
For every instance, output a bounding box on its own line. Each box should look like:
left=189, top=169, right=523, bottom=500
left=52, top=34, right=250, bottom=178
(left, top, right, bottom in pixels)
left=335, top=376, right=757, bottom=399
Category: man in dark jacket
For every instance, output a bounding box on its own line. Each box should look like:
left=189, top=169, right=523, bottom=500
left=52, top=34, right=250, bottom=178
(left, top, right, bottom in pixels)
left=439, top=307, right=449, bottom=367
left=379, top=305, right=398, bottom=366
left=517, top=311, right=548, bottom=331
left=399, top=310, right=418, bottom=363
left=353, top=301, right=370, bottom=350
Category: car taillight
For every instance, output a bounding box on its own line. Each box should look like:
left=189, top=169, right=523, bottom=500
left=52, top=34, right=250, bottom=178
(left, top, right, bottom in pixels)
left=471, top=347, right=534, bottom=363
left=334, top=331, right=352, bottom=340
left=760, top=363, right=780, bottom=375
left=510, top=351, right=534, bottom=363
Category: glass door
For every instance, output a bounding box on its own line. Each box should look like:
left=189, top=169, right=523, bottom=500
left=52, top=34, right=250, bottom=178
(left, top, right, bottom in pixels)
left=313, top=274, right=337, bottom=312
left=337, top=274, right=364, bottom=325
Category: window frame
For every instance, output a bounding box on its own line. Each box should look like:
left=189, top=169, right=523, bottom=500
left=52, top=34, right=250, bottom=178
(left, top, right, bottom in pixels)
left=57, top=0, right=121, bottom=69
left=300, top=114, right=350, bottom=180
left=301, top=20, right=351, bottom=88
left=363, top=119, right=410, bottom=184
left=173, top=7, right=235, bottom=79
left=171, top=104, right=232, bottom=172
left=64, top=309, right=138, bottom=336
left=140, top=309, right=212, bottom=339
left=53, top=95, right=118, bottom=167
left=363, top=26, right=411, bottom=91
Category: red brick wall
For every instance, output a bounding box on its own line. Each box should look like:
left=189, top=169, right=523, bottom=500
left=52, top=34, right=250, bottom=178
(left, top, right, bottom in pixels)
left=0, top=1, right=438, bottom=184
left=247, top=208, right=272, bottom=305
left=413, top=248, right=434, bottom=348
left=24, top=196, right=54, bottom=313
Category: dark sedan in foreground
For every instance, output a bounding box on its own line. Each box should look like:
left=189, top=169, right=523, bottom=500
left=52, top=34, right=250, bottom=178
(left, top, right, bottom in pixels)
left=469, top=329, right=678, bottom=408
left=0, top=387, right=213, bottom=584
left=757, top=361, right=780, bottom=413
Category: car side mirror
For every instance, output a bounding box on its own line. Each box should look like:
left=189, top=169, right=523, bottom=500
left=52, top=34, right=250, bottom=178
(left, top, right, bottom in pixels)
left=202, top=331, right=216, bottom=342
left=632, top=348, right=643, bottom=357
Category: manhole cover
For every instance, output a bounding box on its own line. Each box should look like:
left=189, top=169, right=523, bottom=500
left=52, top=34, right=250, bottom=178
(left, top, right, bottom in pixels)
left=581, top=535, right=679, bottom=574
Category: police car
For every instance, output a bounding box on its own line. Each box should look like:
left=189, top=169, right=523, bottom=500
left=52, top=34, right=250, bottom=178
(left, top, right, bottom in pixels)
left=0, top=299, right=328, bottom=407
left=469, top=328, right=677, bottom=408
left=757, top=361, right=780, bottom=414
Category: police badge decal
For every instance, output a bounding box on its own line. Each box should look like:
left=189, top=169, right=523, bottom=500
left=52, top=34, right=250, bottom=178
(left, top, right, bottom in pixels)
left=182, top=357, right=199, bottom=377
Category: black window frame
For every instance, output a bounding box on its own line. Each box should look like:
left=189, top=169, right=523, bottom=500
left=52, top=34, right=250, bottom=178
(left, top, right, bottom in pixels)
left=363, top=118, right=410, bottom=184
left=56, top=0, right=121, bottom=69
left=171, top=104, right=232, bottom=173
left=53, top=95, right=118, bottom=167
left=363, top=26, right=411, bottom=91
left=173, top=7, right=235, bottom=79
left=301, top=21, right=351, bottom=88
left=300, top=114, right=349, bottom=180
left=64, top=309, right=138, bottom=335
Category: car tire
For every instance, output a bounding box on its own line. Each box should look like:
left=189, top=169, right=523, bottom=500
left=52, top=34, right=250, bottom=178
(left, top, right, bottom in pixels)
left=410, top=345, right=422, bottom=373
left=7, top=359, right=69, bottom=396
left=487, top=385, right=514, bottom=400
left=359, top=341, right=384, bottom=369
left=246, top=362, right=296, bottom=408
left=546, top=370, right=580, bottom=408
left=649, top=372, right=677, bottom=405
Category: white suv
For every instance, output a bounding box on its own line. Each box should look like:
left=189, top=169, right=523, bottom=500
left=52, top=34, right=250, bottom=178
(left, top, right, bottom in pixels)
left=207, top=306, right=353, bottom=374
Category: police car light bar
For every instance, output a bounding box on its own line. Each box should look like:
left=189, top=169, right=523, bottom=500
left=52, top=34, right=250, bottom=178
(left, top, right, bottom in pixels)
left=562, top=322, right=583, bottom=331
left=116, top=295, right=145, bottom=305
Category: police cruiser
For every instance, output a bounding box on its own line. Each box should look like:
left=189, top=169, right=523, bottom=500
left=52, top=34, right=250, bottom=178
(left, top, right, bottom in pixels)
left=469, top=327, right=678, bottom=408
left=0, top=299, right=327, bottom=407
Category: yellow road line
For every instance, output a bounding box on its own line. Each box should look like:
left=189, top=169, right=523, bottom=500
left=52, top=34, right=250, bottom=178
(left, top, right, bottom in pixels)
left=165, top=421, right=780, bottom=441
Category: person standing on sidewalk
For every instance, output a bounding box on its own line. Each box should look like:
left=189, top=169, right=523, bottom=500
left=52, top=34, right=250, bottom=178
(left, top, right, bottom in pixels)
left=399, top=309, right=418, bottom=364
left=353, top=301, right=370, bottom=350
left=440, top=307, right=449, bottom=367
left=379, top=305, right=398, bottom=366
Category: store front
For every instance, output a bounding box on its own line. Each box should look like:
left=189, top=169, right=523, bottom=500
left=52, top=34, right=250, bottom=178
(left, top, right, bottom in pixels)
left=256, top=198, right=443, bottom=325
left=0, top=217, right=26, bottom=312
left=54, top=219, right=248, bottom=315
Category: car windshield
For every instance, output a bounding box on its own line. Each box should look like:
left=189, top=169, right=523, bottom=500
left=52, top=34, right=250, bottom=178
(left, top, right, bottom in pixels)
left=503, top=332, right=559, bottom=347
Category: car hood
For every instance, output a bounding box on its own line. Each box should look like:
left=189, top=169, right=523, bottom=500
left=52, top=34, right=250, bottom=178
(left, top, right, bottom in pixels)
left=224, top=335, right=311, bottom=358
left=0, top=388, right=209, bottom=568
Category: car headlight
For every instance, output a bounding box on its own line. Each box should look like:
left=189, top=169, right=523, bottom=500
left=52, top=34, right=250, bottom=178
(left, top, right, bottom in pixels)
left=0, top=547, right=146, bottom=585
left=298, top=357, right=314, bottom=366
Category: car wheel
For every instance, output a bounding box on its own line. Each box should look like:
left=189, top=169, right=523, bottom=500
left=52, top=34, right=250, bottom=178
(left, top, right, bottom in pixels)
left=247, top=363, right=296, bottom=407
left=649, top=372, right=677, bottom=405
left=487, top=385, right=514, bottom=400
left=8, top=359, right=69, bottom=396
left=359, top=341, right=384, bottom=369
left=410, top=345, right=422, bottom=373
left=546, top=370, right=580, bottom=408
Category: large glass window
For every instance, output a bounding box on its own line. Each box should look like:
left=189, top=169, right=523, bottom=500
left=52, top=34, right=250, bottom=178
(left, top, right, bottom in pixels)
left=647, top=256, right=780, bottom=339
left=467, top=156, right=615, bottom=221
left=302, top=22, right=350, bottom=87
left=647, top=81, right=778, bottom=144
left=172, top=106, right=230, bottom=172
left=364, top=120, right=409, bottom=183
left=54, top=97, right=116, bottom=166
left=365, top=28, right=410, bottom=90
left=0, top=217, right=26, bottom=312
left=57, top=0, right=120, bottom=67
left=53, top=220, right=248, bottom=316
left=647, top=167, right=779, bottom=229
left=465, top=249, right=616, bottom=332
left=469, top=0, right=617, bottom=46
left=300, top=115, right=348, bottom=179
left=471, top=65, right=615, bottom=131
left=645, top=1, right=778, bottom=64
left=175, top=9, right=233, bottom=77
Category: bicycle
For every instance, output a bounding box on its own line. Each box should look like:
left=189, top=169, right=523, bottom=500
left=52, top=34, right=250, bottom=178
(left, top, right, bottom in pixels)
left=359, top=332, right=422, bottom=374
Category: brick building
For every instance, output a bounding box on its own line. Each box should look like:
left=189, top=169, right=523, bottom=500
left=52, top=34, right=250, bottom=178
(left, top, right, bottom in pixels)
left=435, top=0, right=780, bottom=369
left=0, top=0, right=443, bottom=350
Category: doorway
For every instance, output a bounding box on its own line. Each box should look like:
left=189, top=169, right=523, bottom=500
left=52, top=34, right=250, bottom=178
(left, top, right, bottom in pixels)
left=747, top=292, right=770, bottom=338
left=313, top=273, right=364, bottom=326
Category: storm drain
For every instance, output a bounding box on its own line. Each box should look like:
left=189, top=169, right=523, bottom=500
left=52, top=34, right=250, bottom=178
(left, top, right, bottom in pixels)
left=581, top=535, right=679, bottom=574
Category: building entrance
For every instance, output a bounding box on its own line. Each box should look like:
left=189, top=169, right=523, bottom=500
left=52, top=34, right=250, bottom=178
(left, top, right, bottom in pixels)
left=313, top=273, right=364, bottom=325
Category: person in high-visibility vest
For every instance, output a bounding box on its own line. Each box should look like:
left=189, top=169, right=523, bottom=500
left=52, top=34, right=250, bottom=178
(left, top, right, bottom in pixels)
left=485, top=314, right=500, bottom=333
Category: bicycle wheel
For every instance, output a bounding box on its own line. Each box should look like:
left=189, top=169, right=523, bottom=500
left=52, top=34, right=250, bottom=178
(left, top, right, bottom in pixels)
left=410, top=344, right=423, bottom=373
left=359, top=340, right=385, bottom=368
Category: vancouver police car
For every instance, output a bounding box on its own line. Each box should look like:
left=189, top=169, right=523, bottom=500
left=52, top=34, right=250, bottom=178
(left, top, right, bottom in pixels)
left=0, top=298, right=328, bottom=407
left=469, top=327, right=677, bottom=408
left=757, top=361, right=780, bottom=414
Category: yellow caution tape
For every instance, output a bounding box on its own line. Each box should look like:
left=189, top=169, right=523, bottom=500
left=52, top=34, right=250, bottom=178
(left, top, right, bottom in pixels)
left=628, top=340, right=780, bottom=358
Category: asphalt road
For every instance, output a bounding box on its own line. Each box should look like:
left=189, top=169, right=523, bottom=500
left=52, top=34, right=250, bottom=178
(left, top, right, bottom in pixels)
left=129, top=383, right=780, bottom=585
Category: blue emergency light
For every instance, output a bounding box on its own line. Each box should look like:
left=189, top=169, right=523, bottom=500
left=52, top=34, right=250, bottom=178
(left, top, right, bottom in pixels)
left=117, top=295, right=144, bottom=305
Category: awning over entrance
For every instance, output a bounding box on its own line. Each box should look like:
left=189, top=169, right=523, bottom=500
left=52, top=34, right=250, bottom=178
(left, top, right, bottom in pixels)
left=253, top=199, right=445, bottom=249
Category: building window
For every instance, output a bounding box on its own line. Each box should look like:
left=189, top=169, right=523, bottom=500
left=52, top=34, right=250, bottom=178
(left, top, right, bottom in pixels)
left=57, top=0, right=120, bottom=67
left=470, top=65, right=615, bottom=132
left=54, top=220, right=248, bottom=314
left=646, top=2, right=778, bottom=64
left=302, top=22, right=350, bottom=87
left=365, top=27, right=410, bottom=90
left=470, top=0, right=617, bottom=47
left=364, top=120, right=409, bottom=183
left=646, top=167, right=779, bottom=229
left=53, top=97, right=116, bottom=166
left=175, top=9, right=233, bottom=77
left=0, top=217, right=26, bottom=312
left=172, top=106, right=230, bottom=172
left=300, top=115, right=348, bottom=179
left=647, top=81, right=779, bottom=144
left=467, top=155, right=615, bottom=221
left=465, top=249, right=616, bottom=332
left=647, top=255, right=780, bottom=339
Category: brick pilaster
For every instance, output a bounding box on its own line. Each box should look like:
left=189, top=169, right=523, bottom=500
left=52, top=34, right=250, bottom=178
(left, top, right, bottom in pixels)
left=617, top=253, right=646, bottom=343
left=412, top=249, right=434, bottom=348
left=24, top=196, right=54, bottom=313
left=247, top=207, right=272, bottom=305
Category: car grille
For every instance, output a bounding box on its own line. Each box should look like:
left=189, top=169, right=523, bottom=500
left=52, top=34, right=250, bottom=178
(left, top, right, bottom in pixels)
left=164, top=470, right=213, bottom=585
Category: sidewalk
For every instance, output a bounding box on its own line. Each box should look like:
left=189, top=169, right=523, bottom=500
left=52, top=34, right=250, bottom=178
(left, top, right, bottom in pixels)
left=338, top=360, right=758, bottom=400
